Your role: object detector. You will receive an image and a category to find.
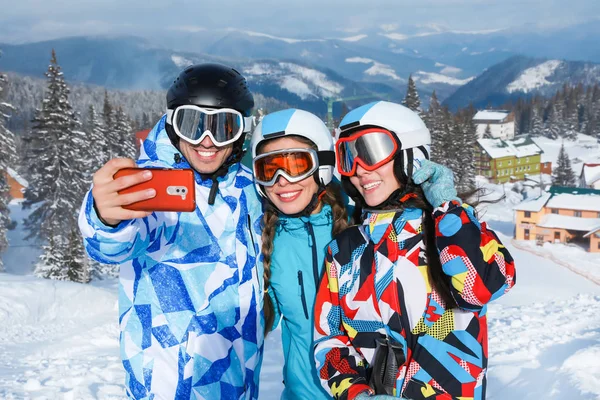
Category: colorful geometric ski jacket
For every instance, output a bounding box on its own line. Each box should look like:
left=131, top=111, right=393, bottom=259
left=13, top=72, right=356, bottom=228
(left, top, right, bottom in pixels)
left=313, top=201, right=516, bottom=400
left=78, top=116, right=264, bottom=400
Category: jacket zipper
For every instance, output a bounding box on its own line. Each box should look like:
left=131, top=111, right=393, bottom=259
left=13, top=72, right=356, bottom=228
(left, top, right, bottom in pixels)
left=305, top=222, right=319, bottom=289
left=297, top=271, right=309, bottom=320
left=247, top=214, right=256, bottom=254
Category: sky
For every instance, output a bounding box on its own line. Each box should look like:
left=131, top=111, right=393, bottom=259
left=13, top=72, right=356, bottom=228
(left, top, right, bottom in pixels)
left=0, top=0, right=599, bottom=44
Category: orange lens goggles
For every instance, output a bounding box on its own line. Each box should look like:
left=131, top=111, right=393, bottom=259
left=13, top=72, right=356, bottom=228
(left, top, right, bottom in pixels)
left=253, top=149, right=318, bottom=186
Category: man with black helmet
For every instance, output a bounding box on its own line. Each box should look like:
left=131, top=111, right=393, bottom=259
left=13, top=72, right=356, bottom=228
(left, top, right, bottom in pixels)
left=78, top=64, right=264, bottom=399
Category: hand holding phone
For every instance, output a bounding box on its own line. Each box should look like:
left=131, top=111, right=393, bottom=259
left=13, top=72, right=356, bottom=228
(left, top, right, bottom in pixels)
left=113, top=168, right=196, bottom=212
left=91, top=159, right=196, bottom=226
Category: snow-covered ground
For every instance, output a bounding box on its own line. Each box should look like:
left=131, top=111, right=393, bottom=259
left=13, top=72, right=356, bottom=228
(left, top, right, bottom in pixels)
left=1, top=184, right=599, bottom=399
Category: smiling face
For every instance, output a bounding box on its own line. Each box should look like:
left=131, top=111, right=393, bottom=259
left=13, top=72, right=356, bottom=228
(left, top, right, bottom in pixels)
left=179, top=136, right=234, bottom=174
left=349, top=160, right=401, bottom=207
left=259, top=136, right=320, bottom=215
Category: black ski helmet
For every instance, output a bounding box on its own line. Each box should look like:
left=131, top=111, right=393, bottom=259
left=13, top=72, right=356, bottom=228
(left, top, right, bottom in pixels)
left=166, top=63, right=254, bottom=116
left=165, top=63, right=255, bottom=205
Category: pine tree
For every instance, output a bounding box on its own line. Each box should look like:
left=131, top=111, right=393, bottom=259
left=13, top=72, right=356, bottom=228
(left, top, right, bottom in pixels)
left=552, top=143, right=576, bottom=187
left=102, top=90, right=113, bottom=130
left=86, top=105, right=108, bottom=174
left=456, top=111, right=477, bottom=192
left=142, top=112, right=151, bottom=129
left=564, top=93, right=579, bottom=140
left=426, top=91, right=446, bottom=163
left=544, top=101, right=561, bottom=139
left=113, top=106, right=137, bottom=159
left=21, top=49, right=90, bottom=282
left=530, top=104, right=544, bottom=136
left=483, top=124, right=493, bottom=138
left=0, top=72, right=18, bottom=272
left=402, top=75, right=422, bottom=114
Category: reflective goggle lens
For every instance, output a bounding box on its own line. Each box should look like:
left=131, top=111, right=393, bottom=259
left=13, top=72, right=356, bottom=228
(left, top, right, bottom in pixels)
left=173, top=107, right=243, bottom=145
left=337, top=130, right=397, bottom=175
left=254, top=150, right=316, bottom=185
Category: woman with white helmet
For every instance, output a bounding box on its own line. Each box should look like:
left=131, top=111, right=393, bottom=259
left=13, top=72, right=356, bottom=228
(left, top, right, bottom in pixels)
left=251, top=108, right=349, bottom=399
left=313, top=101, right=516, bottom=400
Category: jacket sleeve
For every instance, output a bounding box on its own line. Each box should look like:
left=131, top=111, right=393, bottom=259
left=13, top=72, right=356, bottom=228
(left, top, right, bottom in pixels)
left=78, top=189, right=154, bottom=264
left=313, top=245, right=371, bottom=400
left=433, top=200, right=516, bottom=310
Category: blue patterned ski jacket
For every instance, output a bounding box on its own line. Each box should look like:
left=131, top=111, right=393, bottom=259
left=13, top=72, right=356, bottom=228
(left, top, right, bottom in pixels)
left=78, top=116, right=264, bottom=400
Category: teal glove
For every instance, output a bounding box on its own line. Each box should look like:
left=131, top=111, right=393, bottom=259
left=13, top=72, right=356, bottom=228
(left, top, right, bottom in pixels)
left=355, top=392, right=397, bottom=399
left=412, top=160, right=461, bottom=208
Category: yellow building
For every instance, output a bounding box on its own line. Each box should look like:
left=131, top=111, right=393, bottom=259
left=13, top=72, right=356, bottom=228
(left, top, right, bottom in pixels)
left=475, top=136, right=542, bottom=183
left=514, top=186, right=600, bottom=253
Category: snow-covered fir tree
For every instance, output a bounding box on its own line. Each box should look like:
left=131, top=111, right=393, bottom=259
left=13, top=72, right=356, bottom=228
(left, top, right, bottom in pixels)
left=544, top=102, right=561, bottom=139
left=455, top=109, right=477, bottom=192
left=402, top=75, right=422, bottom=115
left=483, top=124, right=493, bottom=138
left=552, top=143, right=576, bottom=187
left=425, top=91, right=446, bottom=164
left=21, top=49, right=90, bottom=282
left=564, top=93, right=579, bottom=140
left=85, top=105, right=109, bottom=174
left=113, top=105, right=137, bottom=159
left=0, top=72, right=18, bottom=272
left=530, top=104, right=544, bottom=136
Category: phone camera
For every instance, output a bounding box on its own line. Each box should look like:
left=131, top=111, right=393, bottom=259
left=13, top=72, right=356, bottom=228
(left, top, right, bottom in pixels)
left=182, top=188, right=187, bottom=193
left=176, top=189, right=180, bottom=193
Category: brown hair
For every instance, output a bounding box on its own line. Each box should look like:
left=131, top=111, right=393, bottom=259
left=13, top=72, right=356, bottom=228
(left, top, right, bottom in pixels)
left=257, top=135, right=348, bottom=334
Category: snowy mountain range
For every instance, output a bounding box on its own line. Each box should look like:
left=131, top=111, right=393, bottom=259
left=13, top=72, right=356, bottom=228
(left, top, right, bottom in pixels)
left=1, top=27, right=600, bottom=113
left=444, top=55, right=600, bottom=110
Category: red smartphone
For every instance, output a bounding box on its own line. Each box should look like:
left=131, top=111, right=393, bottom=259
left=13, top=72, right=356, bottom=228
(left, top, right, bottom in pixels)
left=113, top=168, right=196, bottom=212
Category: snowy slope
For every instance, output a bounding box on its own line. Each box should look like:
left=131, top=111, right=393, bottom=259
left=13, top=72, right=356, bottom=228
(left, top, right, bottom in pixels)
left=1, top=192, right=600, bottom=399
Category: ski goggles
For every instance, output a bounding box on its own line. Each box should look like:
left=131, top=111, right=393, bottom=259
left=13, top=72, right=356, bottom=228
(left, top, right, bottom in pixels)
left=336, top=128, right=398, bottom=176
left=166, top=105, right=247, bottom=146
left=253, top=148, right=319, bottom=187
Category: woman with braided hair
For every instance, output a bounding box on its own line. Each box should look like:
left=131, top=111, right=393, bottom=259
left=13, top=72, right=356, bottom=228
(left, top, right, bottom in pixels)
left=250, top=108, right=349, bottom=400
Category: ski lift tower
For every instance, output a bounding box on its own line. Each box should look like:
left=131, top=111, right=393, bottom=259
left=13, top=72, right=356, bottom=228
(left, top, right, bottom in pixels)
left=325, top=94, right=388, bottom=132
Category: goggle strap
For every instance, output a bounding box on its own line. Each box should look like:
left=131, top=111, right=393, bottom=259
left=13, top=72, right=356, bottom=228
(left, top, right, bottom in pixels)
left=406, top=148, right=414, bottom=180
left=317, top=150, right=335, bottom=167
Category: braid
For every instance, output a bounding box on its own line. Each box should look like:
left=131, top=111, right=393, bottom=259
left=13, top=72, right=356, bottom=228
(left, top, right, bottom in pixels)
left=261, top=206, right=279, bottom=335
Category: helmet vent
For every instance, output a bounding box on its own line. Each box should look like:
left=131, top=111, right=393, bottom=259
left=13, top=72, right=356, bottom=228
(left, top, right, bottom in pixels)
left=218, top=79, right=228, bottom=88
left=231, top=68, right=241, bottom=76
left=184, top=67, right=194, bottom=73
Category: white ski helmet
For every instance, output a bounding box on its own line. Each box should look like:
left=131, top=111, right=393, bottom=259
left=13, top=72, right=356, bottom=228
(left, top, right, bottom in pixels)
left=251, top=108, right=335, bottom=198
left=337, top=100, right=431, bottom=180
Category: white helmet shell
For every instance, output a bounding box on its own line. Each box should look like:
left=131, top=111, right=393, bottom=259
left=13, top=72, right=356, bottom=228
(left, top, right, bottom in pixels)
left=338, top=101, right=431, bottom=176
left=251, top=108, right=335, bottom=197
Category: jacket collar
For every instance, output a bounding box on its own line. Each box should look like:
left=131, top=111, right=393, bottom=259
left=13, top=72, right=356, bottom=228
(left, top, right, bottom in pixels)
left=362, top=208, right=423, bottom=244
left=277, top=204, right=333, bottom=233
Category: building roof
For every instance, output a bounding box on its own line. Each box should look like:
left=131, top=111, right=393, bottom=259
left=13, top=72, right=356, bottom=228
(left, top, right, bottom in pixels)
left=549, top=186, right=600, bottom=196
left=580, top=163, right=600, bottom=186
left=584, top=224, right=600, bottom=237
left=513, top=192, right=552, bottom=212
left=478, top=135, right=543, bottom=160
left=473, top=110, right=511, bottom=122
left=546, top=194, right=600, bottom=212
left=537, top=214, right=600, bottom=231
left=514, top=186, right=600, bottom=212
left=6, top=167, right=29, bottom=188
